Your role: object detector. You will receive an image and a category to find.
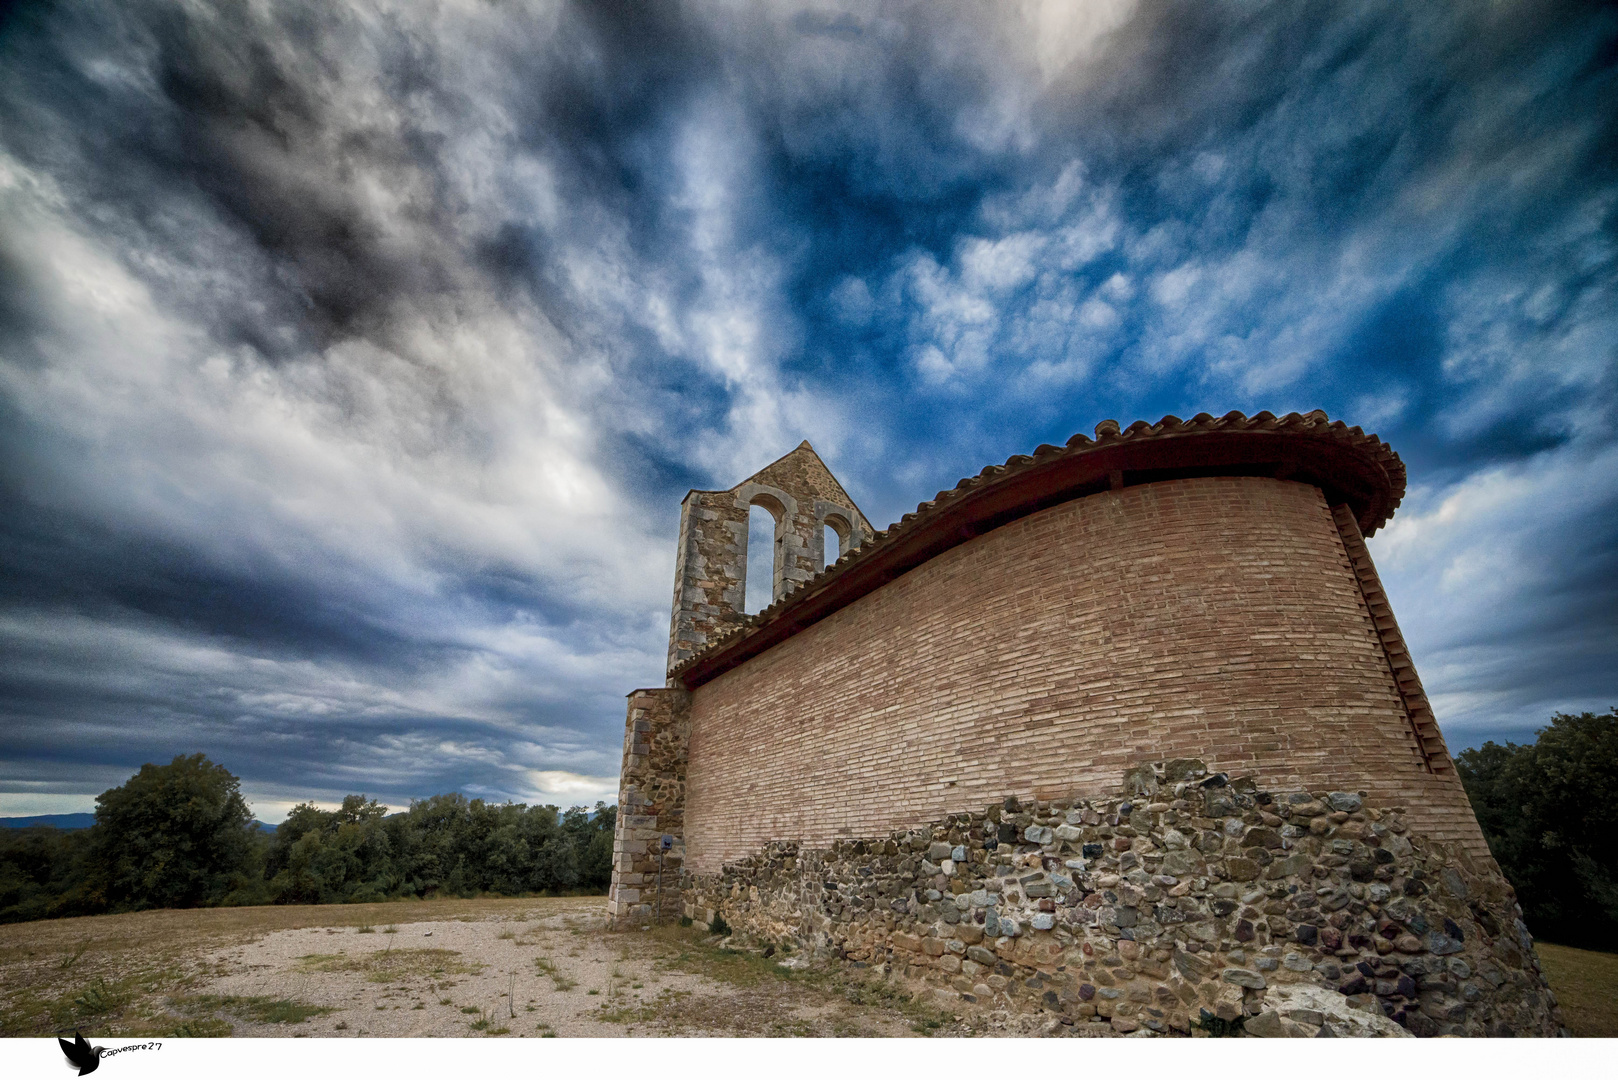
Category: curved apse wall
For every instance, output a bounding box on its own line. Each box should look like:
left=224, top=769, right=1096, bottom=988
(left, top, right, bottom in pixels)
left=681, top=474, right=1483, bottom=872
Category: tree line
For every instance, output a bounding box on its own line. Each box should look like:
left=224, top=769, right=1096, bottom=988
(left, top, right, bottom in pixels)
left=1456, top=709, right=1618, bottom=953
left=6, top=714, right=1616, bottom=951
left=0, top=754, right=615, bottom=924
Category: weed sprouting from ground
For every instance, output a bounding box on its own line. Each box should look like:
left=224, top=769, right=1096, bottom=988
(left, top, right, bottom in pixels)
left=594, top=986, right=690, bottom=1026
left=294, top=948, right=482, bottom=983
left=67, top=977, right=129, bottom=1019
left=172, top=994, right=334, bottom=1026
left=467, top=1005, right=509, bottom=1034
left=533, top=955, right=575, bottom=991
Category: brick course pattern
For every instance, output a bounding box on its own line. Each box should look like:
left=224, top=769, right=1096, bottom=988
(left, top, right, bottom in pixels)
left=682, top=475, right=1485, bottom=870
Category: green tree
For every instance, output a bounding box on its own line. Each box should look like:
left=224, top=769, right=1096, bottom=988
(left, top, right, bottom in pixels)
left=266, top=796, right=394, bottom=904
left=575, top=801, right=616, bottom=890
left=3, top=756, right=616, bottom=923
left=1457, top=709, right=1618, bottom=951
left=0, top=825, right=100, bottom=922
left=91, top=753, right=256, bottom=911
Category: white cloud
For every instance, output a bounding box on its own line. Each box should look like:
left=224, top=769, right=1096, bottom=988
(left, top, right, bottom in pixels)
left=524, top=770, right=619, bottom=807
left=1015, top=0, right=1140, bottom=85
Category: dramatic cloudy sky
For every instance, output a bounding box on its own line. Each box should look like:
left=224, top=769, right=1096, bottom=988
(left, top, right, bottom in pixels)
left=0, top=1, right=1613, bottom=821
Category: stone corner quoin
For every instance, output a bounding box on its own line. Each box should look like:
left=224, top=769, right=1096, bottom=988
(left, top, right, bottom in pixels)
left=605, top=410, right=1564, bottom=1038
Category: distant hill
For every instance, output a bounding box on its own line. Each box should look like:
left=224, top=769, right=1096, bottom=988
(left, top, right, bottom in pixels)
left=1, top=814, right=276, bottom=833
left=0, top=813, right=96, bottom=830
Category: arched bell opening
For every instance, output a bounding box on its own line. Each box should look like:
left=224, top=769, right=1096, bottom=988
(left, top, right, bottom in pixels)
left=744, top=494, right=787, bottom=614
left=822, top=511, right=854, bottom=569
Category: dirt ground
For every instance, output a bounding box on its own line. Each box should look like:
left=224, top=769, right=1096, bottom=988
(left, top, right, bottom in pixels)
left=0, top=897, right=1025, bottom=1038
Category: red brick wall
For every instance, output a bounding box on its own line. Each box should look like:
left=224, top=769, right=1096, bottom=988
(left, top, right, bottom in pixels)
left=684, top=476, right=1485, bottom=871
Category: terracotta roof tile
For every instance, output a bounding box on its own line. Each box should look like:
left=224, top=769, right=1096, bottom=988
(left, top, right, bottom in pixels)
left=670, top=410, right=1405, bottom=685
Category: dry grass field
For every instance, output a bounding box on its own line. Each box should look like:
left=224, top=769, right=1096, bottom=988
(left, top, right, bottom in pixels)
left=2, top=898, right=1612, bottom=1038
left=1534, top=942, right=1618, bottom=1038
left=0, top=897, right=985, bottom=1038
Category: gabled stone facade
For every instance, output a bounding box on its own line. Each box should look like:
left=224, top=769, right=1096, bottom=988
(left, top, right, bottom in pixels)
left=664, top=441, right=870, bottom=676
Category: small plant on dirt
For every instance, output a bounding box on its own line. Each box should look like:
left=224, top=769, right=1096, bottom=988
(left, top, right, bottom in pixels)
left=59, top=943, right=90, bottom=971
left=460, top=1005, right=481, bottom=1014
left=679, top=916, right=693, bottom=927
left=296, top=948, right=482, bottom=983
left=439, top=997, right=454, bottom=1006
left=62, top=977, right=128, bottom=1021
left=334, top=1021, right=348, bottom=1031
left=175, top=995, right=335, bottom=1025
left=412, top=1002, right=425, bottom=1010
left=469, top=1005, right=507, bottom=1033
left=534, top=956, right=575, bottom=991
left=170, top=1018, right=233, bottom=1037
left=595, top=986, right=688, bottom=1026
left=709, top=913, right=730, bottom=936
left=383, top=925, right=399, bottom=934
left=356, top=925, right=375, bottom=934
left=258, top=1000, right=332, bottom=1024
left=497, top=930, right=516, bottom=940
left=536, top=1022, right=556, bottom=1037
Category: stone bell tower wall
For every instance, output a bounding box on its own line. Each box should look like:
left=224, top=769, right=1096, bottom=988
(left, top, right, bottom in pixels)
left=681, top=475, right=1486, bottom=873
left=665, top=442, right=871, bottom=675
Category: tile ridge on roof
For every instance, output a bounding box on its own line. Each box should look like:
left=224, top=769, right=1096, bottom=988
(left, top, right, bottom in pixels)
left=668, top=409, right=1402, bottom=681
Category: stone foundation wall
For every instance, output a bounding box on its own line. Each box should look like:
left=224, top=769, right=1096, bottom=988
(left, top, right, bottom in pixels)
left=683, top=762, right=1561, bottom=1037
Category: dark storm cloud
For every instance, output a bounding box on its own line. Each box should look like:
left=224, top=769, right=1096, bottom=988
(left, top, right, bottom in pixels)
left=0, top=0, right=1613, bottom=817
